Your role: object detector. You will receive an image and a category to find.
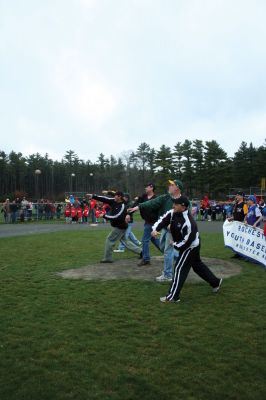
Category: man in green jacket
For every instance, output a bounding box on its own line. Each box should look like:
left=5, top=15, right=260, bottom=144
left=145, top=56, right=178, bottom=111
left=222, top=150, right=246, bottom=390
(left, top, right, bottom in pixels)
left=129, top=179, right=183, bottom=282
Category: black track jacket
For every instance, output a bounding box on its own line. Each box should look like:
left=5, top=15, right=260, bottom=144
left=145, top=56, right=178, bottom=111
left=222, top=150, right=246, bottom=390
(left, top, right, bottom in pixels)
left=92, top=195, right=128, bottom=229
left=152, top=209, right=200, bottom=252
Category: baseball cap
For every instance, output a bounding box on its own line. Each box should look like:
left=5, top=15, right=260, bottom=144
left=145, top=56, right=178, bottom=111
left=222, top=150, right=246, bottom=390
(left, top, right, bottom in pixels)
left=145, top=182, right=156, bottom=190
left=115, top=191, right=124, bottom=197
left=168, top=179, right=183, bottom=191
left=248, top=195, right=256, bottom=203
left=173, top=196, right=190, bottom=208
left=236, top=191, right=245, bottom=197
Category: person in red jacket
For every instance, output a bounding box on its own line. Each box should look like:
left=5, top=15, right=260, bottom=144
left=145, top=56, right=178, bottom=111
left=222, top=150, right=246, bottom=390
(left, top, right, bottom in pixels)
left=83, top=205, right=89, bottom=223
left=201, top=195, right=210, bottom=221
left=64, top=204, right=71, bottom=223
left=71, top=206, right=78, bottom=223
left=89, top=198, right=97, bottom=224
left=77, top=206, right=83, bottom=223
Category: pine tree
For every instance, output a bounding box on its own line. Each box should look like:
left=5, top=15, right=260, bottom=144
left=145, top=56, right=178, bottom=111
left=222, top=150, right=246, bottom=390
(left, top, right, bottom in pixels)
left=155, top=145, right=173, bottom=191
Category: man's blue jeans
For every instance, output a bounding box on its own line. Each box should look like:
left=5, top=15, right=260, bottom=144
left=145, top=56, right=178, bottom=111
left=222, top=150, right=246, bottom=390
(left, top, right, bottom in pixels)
left=118, top=223, right=141, bottom=250
left=159, top=228, right=175, bottom=278
left=142, top=222, right=161, bottom=261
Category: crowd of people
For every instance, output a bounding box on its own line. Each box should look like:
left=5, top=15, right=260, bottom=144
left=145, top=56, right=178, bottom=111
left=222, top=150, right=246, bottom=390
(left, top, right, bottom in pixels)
left=192, top=195, right=266, bottom=223
left=64, top=193, right=113, bottom=224
left=0, top=195, right=111, bottom=224
left=0, top=197, right=64, bottom=223
left=1, top=191, right=265, bottom=229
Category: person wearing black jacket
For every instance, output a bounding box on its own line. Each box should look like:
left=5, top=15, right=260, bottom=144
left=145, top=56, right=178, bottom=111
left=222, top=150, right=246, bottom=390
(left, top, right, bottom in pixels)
left=152, top=196, right=222, bottom=303
left=115, top=193, right=142, bottom=252
left=228, top=192, right=248, bottom=259
left=134, top=183, right=161, bottom=266
left=90, top=191, right=142, bottom=263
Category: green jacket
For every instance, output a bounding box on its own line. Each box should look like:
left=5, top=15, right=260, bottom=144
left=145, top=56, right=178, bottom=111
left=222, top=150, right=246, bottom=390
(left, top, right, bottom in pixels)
left=138, top=194, right=174, bottom=217
left=138, top=193, right=191, bottom=218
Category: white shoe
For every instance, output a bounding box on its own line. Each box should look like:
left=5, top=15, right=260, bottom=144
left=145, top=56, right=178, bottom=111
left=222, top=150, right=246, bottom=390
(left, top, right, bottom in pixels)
left=113, top=249, right=125, bottom=253
left=213, top=278, right=223, bottom=293
left=156, top=274, right=172, bottom=282
left=160, top=296, right=180, bottom=303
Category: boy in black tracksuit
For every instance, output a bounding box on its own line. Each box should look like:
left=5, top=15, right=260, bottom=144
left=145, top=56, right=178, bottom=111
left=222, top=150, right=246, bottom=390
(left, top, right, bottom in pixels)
left=152, top=196, right=222, bottom=303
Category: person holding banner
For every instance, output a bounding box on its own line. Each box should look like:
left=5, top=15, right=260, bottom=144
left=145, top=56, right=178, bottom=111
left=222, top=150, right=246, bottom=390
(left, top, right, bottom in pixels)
left=229, top=192, right=248, bottom=222
left=244, top=195, right=263, bottom=228
left=228, top=192, right=248, bottom=259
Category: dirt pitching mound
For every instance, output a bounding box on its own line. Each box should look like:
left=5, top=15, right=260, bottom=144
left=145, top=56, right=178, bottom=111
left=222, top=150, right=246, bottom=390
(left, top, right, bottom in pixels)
left=57, top=256, right=241, bottom=283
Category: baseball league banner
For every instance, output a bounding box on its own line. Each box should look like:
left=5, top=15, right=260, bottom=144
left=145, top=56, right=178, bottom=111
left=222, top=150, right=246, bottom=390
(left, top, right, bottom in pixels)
left=223, top=220, right=266, bottom=267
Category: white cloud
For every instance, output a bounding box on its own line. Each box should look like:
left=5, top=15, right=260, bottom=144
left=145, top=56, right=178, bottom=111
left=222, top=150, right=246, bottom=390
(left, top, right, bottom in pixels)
left=15, top=116, right=62, bottom=159
left=79, top=0, right=97, bottom=8
left=52, top=48, right=121, bottom=128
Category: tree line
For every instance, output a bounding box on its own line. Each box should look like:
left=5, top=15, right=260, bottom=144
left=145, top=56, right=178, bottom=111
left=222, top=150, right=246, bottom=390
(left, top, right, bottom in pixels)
left=0, top=139, right=265, bottom=201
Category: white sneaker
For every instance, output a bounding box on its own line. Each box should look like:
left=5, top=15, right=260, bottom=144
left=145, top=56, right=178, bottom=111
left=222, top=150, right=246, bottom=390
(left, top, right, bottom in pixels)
left=160, top=296, right=180, bottom=303
left=156, top=274, right=172, bottom=282
left=113, top=249, right=125, bottom=253
left=213, top=278, right=223, bottom=293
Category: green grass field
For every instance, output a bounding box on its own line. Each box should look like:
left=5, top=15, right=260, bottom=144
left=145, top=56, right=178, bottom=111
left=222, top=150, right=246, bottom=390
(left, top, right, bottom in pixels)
left=0, top=229, right=265, bottom=400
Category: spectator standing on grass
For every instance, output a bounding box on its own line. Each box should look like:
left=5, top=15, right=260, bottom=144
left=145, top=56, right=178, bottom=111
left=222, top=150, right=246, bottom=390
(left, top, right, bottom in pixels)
left=64, top=203, right=71, bottom=223
left=244, top=195, right=263, bottom=228
left=20, top=197, right=28, bottom=221
left=211, top=201, right=217, bottom=221
left=27, top=201, right=33, bottom=221
left=151, top=196, right=222, bottom=303
left=71, top=204, right=78, bottom=223
left=224, top=201, right=233, bottom=219
left=50, top=202, right=56, bottom=219
left=56, top=203, right=63, bottom=219
left=258, top=198, right=266, bottom=225
left=227, top=192, right=248, bottom=259
left=82, top=204, right=89, bottom=223
left=38, top=199, right=44, bottom=220
left=191, top=202, right=199, bottom=221
left=89, top=197, right=97, bottom=224
left=229, top=192, right=248, bottom=223
left=10, top=200, right=19, bottom=223
left=69, top=194, right=75, bottom=205
left=77, top=206, right=83, bottom=223
left=201, top=196, right=210, bottom=221
left=215, top=202, right=223, bottom=221
left=73, top=197, right=80, bottom=209
left=44, top=200, right=51, bottom=220
left=2, top=198, right=11, bottom=223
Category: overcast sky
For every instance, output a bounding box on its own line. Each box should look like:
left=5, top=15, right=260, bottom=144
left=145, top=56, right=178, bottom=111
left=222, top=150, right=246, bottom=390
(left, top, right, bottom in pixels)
left=1, top=0, right=266, bottom=162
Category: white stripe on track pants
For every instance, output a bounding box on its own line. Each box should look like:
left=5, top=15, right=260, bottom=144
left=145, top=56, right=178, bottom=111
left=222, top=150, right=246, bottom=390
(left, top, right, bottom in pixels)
left=167, top=246, right=220, bottom=301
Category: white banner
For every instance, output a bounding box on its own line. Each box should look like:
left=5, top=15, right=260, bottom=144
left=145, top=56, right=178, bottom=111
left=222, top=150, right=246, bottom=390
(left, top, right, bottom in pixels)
left=223, top=220, right=266, bottom=267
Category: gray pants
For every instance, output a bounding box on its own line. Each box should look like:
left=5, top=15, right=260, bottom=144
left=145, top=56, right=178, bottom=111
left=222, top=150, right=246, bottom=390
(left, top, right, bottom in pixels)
left=103, top=227, right=141, bottom=261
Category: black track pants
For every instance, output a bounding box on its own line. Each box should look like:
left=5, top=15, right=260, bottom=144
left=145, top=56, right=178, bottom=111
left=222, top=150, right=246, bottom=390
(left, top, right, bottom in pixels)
left=167, top=246, right=220, bottom=301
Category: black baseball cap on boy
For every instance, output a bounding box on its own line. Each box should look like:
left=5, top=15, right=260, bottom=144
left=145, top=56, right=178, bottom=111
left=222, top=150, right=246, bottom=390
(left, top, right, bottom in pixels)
left=146, top=183, right=155, bottom=190
left=173, top=196, right=190, bottom=208
left=115, top=191, right=124, bottom=197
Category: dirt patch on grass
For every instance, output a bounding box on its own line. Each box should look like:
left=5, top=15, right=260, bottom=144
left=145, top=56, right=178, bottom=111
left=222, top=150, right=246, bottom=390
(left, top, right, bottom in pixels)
left=57, top=256, right=241, bottom=283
